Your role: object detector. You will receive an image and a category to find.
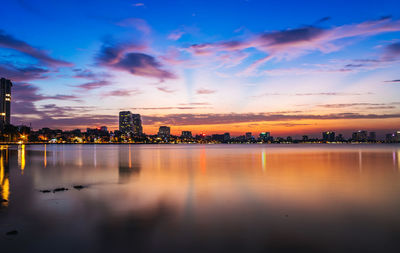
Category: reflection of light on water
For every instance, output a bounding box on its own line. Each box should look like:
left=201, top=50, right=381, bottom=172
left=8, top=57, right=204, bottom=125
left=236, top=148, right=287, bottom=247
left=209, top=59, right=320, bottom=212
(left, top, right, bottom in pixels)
left=358, top=150, right=362, bottom=172
left=200, top=148, right=206, bottom=173
left=94, top=145, right=97, bottom=167
left=261, top=149, right=266, bottom=172
left=44, top=144, right=47, bottom=168
left=129, top=144, right=132, bottom=169
left=398, top=150, right=400, bottom=171
left=0, top=147, right=9, bottom=205
left=18, top=144, right=26, bottom=174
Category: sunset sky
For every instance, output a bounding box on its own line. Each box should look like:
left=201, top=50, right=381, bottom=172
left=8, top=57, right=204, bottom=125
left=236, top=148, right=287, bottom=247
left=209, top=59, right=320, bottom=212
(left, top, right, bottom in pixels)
left=1, top=0, right=400, bottom=137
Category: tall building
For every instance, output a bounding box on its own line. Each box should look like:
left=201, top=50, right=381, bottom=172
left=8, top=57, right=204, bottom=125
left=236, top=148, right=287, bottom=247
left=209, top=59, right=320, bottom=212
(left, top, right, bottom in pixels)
left=181, top=131, right=192, bottom=139
left=119, top=111, right=133, bottom=134
left=322, top=131, right=335, bottom=142
left=158, top=126, right=171, bottom=138
left=131, top=114, right=143, bottom=136
left=0, top=78, right=12, bottom=130
left=245, top=132, right=252, bottom=140
left=259, top=132, right=270, bottom=142
left=352, top=130, right=368, bottom=142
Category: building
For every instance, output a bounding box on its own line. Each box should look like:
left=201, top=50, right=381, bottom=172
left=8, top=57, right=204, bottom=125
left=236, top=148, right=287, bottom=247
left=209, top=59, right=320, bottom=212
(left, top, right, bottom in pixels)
left=181, top=131, right=192, bottom=139
left=0, top=78, right=12, bottom=130
left=131, top=114, right=143, bottom=136
left=119, top=111, right=133, bottom=135
left=158, top=126, right=170, bottom=138
left=322, top=131, right=335, bottom=142
left=245, top=132, right=252, bottom=140
left=223, top=133, right=230, bottom=142
left=352, top=130, right=368, bottom=142
left=368, top=132, right=376, bottom=142
left=100, top=126, right=108, bottom=132
left=259, top=132, right=270, bottom=142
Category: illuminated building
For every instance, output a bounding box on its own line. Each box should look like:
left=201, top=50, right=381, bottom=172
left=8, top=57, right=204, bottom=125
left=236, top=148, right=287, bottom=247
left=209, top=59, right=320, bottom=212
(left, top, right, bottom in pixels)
left=131, top=114, right=143, bottom=136
left=245, top=132, right=252, bottom=140
left=352, top=130, right=368, bottom=142
left=368, top=132, right=376, bottom=141
left=181, top=131, right=192, bottom=138
left=158, top=126, right=170, bottom=138
left=322, top=131, right=335, bottom=142
left=119, top=111, right=133, bottom=135
left=0, top=78, right=12, bottom=130
left=259, top=132, right=270, bottom=142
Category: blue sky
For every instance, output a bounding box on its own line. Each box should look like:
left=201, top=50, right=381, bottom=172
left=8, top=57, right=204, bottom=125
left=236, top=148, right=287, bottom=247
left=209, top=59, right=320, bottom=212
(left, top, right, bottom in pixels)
left=1, top=0, right=400, bottom=136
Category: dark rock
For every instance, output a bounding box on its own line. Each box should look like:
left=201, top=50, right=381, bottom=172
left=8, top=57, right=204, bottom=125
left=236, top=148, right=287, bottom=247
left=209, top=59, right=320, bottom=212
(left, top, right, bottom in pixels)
left=53, top=187, right=68, bottom=193
left=6, top=230, right=18, bottom=236
left=73, top=185, right=86, bottom=190
left=39, top=190, right=51, bottom=193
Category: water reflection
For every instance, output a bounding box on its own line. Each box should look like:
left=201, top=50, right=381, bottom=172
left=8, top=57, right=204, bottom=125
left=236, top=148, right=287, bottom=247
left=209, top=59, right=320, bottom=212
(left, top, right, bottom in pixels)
left=118, top=144, right=141, bottom=183
left=0, top=146, right=9, bottom=206
left=0, top=144, right=400, bottom=253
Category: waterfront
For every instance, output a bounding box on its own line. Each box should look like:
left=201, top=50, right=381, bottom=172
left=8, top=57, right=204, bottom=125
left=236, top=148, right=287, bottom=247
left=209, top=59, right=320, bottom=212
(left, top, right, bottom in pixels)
left=1, top=144, right=400, bottom=252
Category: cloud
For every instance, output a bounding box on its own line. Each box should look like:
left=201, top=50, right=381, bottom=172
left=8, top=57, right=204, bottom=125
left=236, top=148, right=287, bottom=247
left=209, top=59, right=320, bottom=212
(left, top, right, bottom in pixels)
left=0, top=64, right=49, bottom=81
left=254, top=92, right=372, bottom=98
left=75, top=80, right=111, bottom=90
left=97, top=42, right=176, bottom=80
left=168, top=30, right=185, bottom=41
left=142, top=112, right=400, bottom=126
left=385, top=79, right=400, bottom=83
left=383, top=42, right=400, bottom=60
left=0, top=29, right=72, bottom=67
left=186, top=17, right=400, bottom=74
left=117, top=18, right=151, bottom=35
left=132, top=3, right=145, bottom=7
left=157, top=86, right=175, bottom=93
left=131, top=106, right=212, bottom=110
left=103, top=89, right=142, bottom=97
left=12, top=82, right=80, bottom=103
left=196, top=88, right=216, bottom=94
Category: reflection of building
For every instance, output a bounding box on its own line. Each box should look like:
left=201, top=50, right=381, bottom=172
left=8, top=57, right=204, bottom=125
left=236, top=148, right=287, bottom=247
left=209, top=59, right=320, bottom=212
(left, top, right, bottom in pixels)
left=158, top=126, right=170, bottom=138
left=118, top=145, right=140, bottom=183
left=322, top=131, right=335, bottom=142
left=0, top=146, right=10, bottom=206
left=0, top=78, right=12, bottom=130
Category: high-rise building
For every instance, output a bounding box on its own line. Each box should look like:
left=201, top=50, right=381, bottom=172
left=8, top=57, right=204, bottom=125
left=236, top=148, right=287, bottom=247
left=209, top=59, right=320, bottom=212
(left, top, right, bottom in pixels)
left=131, top=114, right=143, bottom=136
left=0, top=78, right=12, bottom=130
left=181, top=131, right=192, bottom=139
left=245, top=132, right=252, bottom=140
left=368, top=132, right=376, bottom=142
left=322, top=131, right=335, bottom=142
left=158, top=126, right=170, bottom=138
left=259, top=132, right=270, bottom=142
left=119, top=111, right=133, bottom=134
left=352, top=130, right=368, bottom=142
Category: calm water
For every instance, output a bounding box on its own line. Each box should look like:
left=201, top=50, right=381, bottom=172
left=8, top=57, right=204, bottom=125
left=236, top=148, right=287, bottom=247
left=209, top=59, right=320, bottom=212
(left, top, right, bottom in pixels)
left=1, top=144, right=400, bottom=252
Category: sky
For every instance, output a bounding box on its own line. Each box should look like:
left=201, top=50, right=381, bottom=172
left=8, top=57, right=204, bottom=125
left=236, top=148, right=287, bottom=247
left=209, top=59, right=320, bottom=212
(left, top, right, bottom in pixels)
left=1, top=0, right=400, bottom=137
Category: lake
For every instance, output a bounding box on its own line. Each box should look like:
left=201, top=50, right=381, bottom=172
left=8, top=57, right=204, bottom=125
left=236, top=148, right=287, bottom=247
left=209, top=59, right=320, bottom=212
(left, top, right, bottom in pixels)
left=1, top=144, right=400, bottom=252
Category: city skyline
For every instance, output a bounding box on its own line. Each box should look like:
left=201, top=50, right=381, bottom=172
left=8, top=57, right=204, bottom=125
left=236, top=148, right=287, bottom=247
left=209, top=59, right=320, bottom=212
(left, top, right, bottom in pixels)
left=1, top=1, right=400, bottom=136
